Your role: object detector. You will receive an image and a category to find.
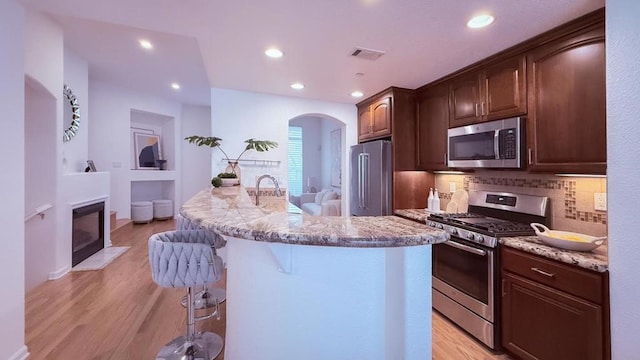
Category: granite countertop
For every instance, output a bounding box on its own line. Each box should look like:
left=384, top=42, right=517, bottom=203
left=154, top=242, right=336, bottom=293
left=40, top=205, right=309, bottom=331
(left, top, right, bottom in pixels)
left=500, top=236, right=609, bottom=273
left=180, top=187, right=449, bottom=248
left=395, top=209, right=609, bottom=272
left=394, top=209, right=429, bottom=223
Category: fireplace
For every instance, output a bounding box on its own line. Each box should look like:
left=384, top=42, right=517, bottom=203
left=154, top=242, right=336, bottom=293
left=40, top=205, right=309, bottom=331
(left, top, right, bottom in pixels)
left=72, top=202, right=105, bottom=267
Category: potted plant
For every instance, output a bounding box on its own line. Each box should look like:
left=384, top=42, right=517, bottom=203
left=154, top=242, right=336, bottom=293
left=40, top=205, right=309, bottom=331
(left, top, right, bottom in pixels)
left=185, top=136, right=278, bottom=185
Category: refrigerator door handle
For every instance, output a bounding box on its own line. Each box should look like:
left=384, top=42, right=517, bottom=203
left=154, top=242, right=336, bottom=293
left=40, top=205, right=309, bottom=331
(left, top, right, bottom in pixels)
left=358, top=153, right=364, bottom=208
left=358, top=154, right=362, bottom=209
left=362, top=153, right=369, bottom=209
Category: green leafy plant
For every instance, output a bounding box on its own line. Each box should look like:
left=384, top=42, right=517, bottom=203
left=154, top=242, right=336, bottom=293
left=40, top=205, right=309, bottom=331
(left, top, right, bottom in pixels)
left=217, top=172, right=238, bottom=179
left=211, top=177, right=223, bottom=188
left=185, top=136, right=279, bottom=176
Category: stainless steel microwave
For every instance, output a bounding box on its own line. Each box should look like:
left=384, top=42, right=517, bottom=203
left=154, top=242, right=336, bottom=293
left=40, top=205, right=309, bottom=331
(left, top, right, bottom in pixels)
left=447, top=117, right=524, bottom=169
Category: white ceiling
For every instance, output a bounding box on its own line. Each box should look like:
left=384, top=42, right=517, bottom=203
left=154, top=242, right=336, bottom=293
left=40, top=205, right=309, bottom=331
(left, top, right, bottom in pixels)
left=20, top=0, right=604, bottom=106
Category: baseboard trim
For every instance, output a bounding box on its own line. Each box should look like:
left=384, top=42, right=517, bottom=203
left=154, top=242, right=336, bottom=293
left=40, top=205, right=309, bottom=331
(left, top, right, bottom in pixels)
left=8, top=345, right=29, bottom=360
left=49, top=265, right=70, bottom=280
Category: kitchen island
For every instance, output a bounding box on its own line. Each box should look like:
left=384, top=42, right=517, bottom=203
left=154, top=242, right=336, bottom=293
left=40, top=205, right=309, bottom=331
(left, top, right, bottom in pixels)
left=180, top=187, right=448, bottom=360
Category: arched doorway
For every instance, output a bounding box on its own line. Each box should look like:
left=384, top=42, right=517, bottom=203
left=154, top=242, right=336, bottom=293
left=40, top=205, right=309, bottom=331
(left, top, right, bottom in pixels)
left=287, top=114, right=346, bottom=215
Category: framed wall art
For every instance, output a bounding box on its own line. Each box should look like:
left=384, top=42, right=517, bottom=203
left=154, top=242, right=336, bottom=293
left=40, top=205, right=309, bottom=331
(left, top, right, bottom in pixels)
left=134, top=133, right=162, bottom=169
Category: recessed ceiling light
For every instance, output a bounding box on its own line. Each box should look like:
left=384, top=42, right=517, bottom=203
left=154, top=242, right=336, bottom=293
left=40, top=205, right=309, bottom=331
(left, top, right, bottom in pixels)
left=139, top=39, right=153, bottom=49
left=265, top=48, right=284, bottom=58
left=291, top=83, right=304, bottom=90
left=467, top=14, right=495, bottom=29
left=171, top=83, right=181, bottom=90
left=351, top=91, right=364, bottom=98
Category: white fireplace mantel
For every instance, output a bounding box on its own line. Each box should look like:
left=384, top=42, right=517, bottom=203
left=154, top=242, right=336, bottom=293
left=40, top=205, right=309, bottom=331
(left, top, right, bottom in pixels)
left=51, top=171, right=111, bottom=279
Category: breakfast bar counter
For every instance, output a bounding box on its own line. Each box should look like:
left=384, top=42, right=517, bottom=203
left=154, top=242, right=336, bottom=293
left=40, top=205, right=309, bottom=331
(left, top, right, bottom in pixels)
left=180, top=187, right=448, bottom=360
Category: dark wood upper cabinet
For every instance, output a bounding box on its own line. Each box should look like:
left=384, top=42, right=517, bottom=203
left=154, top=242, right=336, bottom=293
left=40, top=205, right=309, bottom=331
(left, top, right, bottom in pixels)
left=449, top=73, right=482, bottom=127
left=356, top=88, right=416, bottom=170
left=357, top=87, right=428, bottom=209
left=484, top=56, right=527, bottom=121
left=449, top=55, right=527, bottom=128
left=416, top=83, right=449, bottom=171
left=526, top=23, right=606, bottom=174
left=357, top=96, right=391, bottom=142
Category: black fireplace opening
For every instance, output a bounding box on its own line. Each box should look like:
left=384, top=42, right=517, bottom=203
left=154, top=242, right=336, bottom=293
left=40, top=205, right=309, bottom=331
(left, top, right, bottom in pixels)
left=72, top=202, right=105, bottom=267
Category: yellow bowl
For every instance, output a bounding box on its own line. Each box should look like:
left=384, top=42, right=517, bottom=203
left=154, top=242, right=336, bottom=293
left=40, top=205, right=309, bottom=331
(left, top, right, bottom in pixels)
left=530, top=223, right=606, bottom=252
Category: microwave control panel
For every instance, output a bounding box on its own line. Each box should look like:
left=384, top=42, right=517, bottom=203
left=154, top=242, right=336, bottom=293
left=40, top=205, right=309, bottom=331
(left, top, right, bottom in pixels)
left=499, top=128, right=517, bottom=159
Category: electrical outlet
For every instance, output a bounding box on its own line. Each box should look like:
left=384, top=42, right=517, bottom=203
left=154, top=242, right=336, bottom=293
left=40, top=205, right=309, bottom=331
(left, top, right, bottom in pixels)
left=594, top=193, right=607, bottom=211
left=112, top=162, right=122, bottom=168
left=449, top=182, right=456, bottom=193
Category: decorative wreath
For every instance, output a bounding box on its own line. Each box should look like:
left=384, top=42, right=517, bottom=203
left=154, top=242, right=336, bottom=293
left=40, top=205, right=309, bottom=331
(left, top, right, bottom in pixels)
left=63, top=84, right=80, bottom=142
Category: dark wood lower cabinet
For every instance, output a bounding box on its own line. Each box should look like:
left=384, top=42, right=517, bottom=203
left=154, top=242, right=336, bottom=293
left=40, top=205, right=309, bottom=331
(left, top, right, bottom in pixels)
left=501, top=246, right=609, bottom=360
left=502, top=272, right=603, bottom=360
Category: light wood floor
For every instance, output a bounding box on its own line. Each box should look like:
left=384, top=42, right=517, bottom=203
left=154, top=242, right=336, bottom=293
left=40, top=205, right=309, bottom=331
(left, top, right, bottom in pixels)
left=25, top=220, right=511, bottom=360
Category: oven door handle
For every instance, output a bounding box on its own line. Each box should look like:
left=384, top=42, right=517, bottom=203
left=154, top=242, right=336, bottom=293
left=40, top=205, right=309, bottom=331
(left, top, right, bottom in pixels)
left=444, top=240, right=487, bottom=256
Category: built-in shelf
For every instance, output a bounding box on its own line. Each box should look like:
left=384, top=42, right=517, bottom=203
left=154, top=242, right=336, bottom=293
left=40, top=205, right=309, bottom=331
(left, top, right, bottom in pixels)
left=130, top=170, right=177, bottom=182
left=222, top=158, right=281, bottom=166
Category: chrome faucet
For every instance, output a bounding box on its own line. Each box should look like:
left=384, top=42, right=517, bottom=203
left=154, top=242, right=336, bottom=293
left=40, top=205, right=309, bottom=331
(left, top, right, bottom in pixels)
left=255, top=174, right=283, bottom=205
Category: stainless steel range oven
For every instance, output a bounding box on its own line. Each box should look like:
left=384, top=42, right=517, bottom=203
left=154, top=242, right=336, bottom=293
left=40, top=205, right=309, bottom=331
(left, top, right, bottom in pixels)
left=429, top=190, right=549, bottom=350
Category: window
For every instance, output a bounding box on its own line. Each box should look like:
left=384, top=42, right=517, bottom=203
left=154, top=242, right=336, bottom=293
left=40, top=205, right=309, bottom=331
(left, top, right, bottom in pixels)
left=288, top=126, right=303, bottom=196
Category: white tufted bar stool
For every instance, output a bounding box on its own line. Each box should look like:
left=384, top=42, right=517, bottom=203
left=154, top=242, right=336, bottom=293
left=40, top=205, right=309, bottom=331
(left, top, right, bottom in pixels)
left=176, top=214, right=226, bottom=308
left=148, top=230, right=224, bottom=360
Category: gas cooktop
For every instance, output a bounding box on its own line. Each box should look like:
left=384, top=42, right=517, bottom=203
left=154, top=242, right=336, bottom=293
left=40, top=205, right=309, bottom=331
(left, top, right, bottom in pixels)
left=428, top=212, right=535, bottom=237
left=426, top=190, right=549, bottom=247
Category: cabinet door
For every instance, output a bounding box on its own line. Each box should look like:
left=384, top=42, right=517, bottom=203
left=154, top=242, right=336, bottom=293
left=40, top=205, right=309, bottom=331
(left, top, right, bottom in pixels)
left=502, top=272, right=603, bottom=360
left=417, top=84, right=449, bottom=170
left=371, top=97, right=392, bottom=138
left=527, top=25, right=606, bottom=174
left=358, top=106, right=372, bottom=142
left=484, top=56, right=527, bottom=120
left=449, top=72, right=482, bottom=127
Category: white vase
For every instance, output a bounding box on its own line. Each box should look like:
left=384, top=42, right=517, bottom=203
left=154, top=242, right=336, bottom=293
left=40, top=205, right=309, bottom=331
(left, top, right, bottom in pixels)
left=221, top=178, right=239, bottom=187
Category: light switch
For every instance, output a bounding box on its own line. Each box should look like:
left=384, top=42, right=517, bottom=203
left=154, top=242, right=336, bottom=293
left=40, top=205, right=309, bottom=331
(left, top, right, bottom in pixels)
left=449, top=182, right=456, bottom=193
left=594, top=193, right=607, bottom=211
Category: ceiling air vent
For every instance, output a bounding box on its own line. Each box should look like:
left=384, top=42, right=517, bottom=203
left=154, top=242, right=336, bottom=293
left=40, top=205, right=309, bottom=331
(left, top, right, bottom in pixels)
left=350, top=47, right=386, bottom=61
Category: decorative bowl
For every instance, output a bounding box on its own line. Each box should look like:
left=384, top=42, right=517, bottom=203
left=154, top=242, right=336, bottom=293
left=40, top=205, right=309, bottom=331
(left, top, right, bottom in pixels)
left=530, top=223, right=606, bottom=252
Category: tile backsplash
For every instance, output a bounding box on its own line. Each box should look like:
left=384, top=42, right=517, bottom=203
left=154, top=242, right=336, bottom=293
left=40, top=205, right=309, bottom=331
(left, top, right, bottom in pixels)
left=434, top=171, right=607, bottom=237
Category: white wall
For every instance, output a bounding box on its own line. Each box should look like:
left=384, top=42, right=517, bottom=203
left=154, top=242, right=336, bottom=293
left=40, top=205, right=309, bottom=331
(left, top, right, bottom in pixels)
left=62, top=47, right=89, bottom=173
left=89, top=80, right=183, bottom=218
left=0, top=1, right=27, bottom=359
left=24, top=9, right=68, bottom=301
left=181, top=105, right=212, bottom=202
left=24, top=78, right=57, bottom=291
left=607, top=1, right=640, bottom=357
left=211, top=88, right=356, bottom=210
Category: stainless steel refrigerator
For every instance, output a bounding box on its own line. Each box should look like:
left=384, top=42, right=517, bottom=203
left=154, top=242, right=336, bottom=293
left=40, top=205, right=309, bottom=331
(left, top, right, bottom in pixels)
left=350, top=140, right=393, bottom=216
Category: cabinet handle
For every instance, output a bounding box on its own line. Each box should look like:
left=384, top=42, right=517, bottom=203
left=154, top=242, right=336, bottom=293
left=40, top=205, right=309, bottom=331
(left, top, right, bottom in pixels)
left=502, top=278, right=506, bottom=297
left=528, top=148, right=533, bottom=165
left=475, top=103, right=479, bottom=117
left=531, top=267, right=555, bottom=278
left=481, top=102, right=486, bottom=116
left=444, top=152, right=447, bottom=165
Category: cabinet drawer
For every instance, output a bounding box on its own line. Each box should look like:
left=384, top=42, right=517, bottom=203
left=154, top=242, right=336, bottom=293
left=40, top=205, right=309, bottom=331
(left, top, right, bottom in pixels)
left=502, top=246, right=603, bottom=304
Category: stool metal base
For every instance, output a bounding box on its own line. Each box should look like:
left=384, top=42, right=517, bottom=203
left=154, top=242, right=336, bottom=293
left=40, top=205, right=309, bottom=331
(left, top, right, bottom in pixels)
left=156, top=332, right=223, bottom=360
left=182, top=287, right=226, bottom=309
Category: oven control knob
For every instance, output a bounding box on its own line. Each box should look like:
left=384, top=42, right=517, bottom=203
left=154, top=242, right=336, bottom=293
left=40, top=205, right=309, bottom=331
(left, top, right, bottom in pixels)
left=449, top=228, right=457, bottom=235
left=476, top=236, right=485, bottom=243
left=467, top=233, right=475, bottom=241
left=437, top=224, right=444, bottom=230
